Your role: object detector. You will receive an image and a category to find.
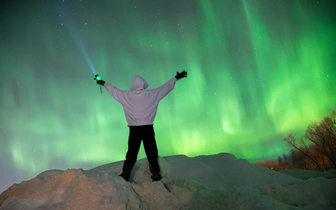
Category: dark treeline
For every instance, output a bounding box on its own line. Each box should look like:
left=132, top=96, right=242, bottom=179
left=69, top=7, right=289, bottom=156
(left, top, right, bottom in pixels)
left=257, top=111, right=336, bottom=171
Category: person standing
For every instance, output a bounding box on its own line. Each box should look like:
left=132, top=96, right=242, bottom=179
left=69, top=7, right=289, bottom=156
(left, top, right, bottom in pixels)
left=95, top=70, right=187, bottom=181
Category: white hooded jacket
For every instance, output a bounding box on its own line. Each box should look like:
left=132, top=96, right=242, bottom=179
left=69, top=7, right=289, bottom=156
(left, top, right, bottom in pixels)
left=104, top=75, right=177, bottom=126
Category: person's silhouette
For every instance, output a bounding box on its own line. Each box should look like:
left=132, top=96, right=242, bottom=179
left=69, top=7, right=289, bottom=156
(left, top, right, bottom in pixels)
left=96, top=71, right=187, bottom=181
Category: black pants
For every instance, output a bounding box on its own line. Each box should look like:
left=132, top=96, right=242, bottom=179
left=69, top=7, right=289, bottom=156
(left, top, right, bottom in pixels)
left=122, top=125, right=160, bottom=175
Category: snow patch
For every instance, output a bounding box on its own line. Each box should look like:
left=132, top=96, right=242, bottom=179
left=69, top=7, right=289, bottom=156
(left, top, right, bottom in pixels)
left=1, top=153, right=335, bottom=209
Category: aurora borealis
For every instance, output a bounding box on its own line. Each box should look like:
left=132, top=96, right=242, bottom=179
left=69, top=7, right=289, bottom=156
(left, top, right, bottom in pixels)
left=1, top=0, right=335, bottom=192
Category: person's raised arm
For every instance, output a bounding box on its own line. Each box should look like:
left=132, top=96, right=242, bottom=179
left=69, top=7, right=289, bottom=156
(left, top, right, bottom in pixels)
left=152, top=70, right=188, bottom=100
left=94, top=74, right=125, bottom=103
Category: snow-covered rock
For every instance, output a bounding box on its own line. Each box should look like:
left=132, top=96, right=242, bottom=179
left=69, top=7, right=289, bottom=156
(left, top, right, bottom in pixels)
left=0, top=153, right=335, bottom=210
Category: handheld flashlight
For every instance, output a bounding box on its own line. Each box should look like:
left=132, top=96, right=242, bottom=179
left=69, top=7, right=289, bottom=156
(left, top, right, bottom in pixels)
left=94, top=74, right=102, bottom=81
left=94, top=74, right=103, bottom=94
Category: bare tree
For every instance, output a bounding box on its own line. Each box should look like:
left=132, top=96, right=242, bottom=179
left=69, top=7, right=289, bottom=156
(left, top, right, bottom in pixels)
left=284, top=133, right=322, bottom=170
left=305, top=111, right=336, bottom=168
left=258, top=111, right=336, bottom=171
left=289, top=149, right=309, bottom=169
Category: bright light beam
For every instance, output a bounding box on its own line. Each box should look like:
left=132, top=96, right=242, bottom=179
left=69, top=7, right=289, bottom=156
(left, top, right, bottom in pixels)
left=58, top=6, right=97, bottom=75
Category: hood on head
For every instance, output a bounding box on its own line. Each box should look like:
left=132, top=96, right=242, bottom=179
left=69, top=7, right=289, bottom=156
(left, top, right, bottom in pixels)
left=131, top=75, right=148, bottom=90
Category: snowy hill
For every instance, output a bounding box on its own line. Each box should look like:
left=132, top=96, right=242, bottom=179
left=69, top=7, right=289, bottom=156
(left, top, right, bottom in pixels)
left=0, top=153, right=335, bottom=210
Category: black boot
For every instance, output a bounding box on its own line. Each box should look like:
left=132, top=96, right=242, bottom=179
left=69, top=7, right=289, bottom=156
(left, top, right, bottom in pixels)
left=120, top=171, right=131, bottom=181
left=151, top=173, right=161, bottom=182
left=149, top=162, right=161, bottom=181
left=121, top=161, right=134, bottom=182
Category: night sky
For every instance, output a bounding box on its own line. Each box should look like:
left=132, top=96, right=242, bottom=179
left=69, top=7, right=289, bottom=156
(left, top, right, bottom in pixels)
left=1, top=0, right=335, bottom=193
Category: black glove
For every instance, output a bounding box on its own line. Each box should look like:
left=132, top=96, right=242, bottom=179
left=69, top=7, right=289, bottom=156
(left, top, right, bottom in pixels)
left=96, top=80, right=105, bottom=86
left=175, top=70, right=187, bottom=80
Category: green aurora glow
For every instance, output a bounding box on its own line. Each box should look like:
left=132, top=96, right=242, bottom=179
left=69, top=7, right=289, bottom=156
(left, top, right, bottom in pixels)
left=0, top=0, right=335, bottom=192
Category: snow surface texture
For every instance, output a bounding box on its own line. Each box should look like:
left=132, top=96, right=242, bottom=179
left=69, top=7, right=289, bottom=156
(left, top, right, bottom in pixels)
left=0, top=153, right=336, bottom=210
